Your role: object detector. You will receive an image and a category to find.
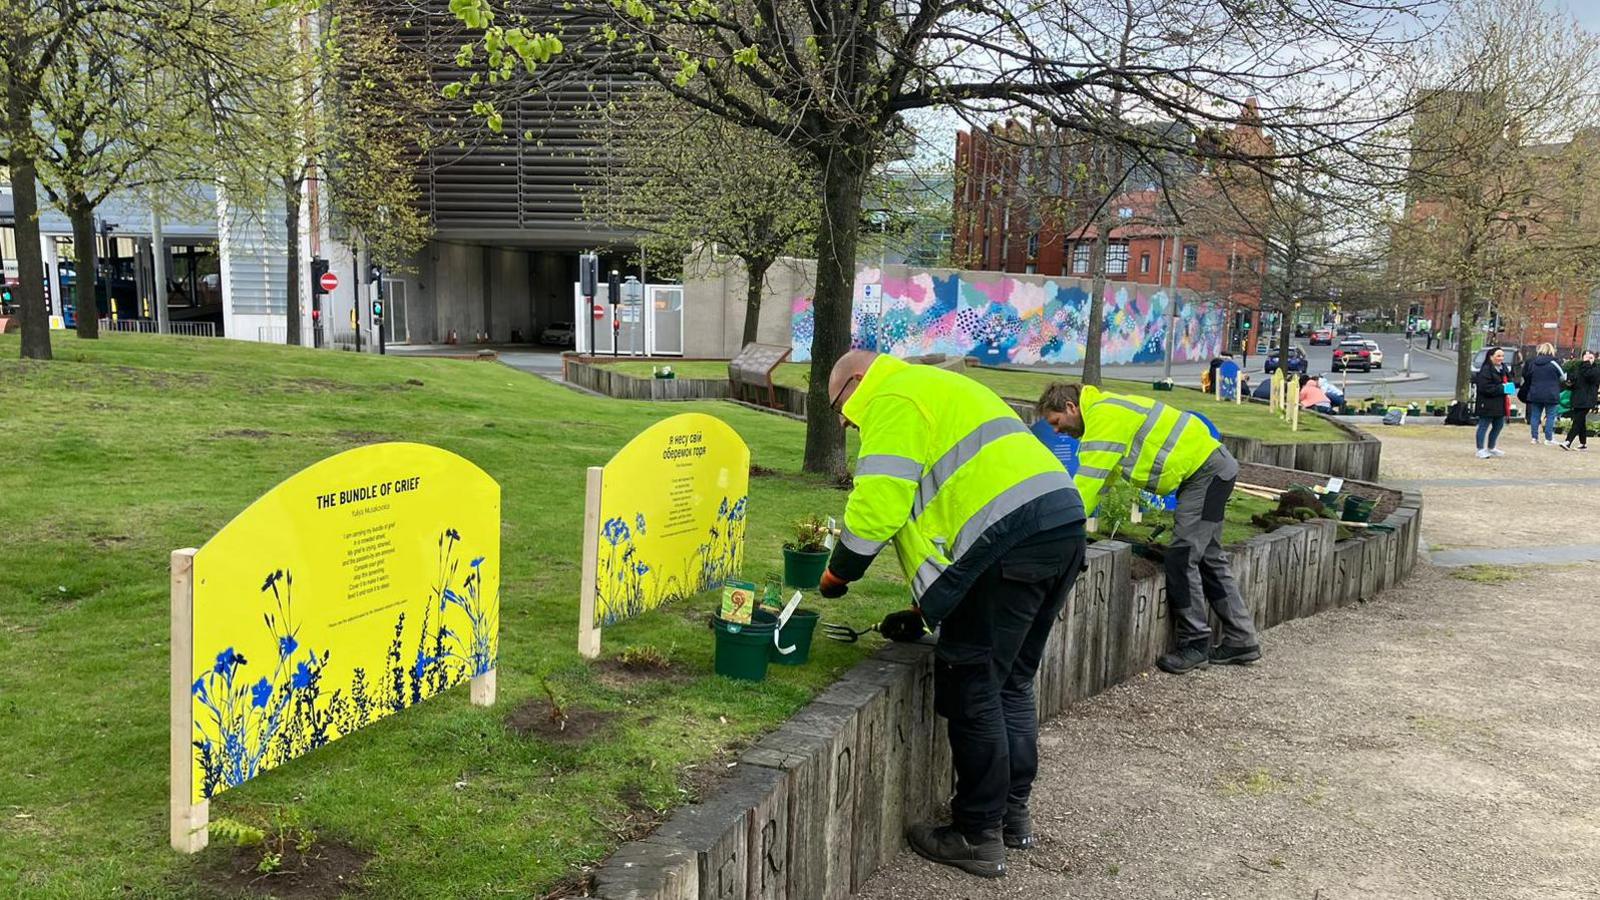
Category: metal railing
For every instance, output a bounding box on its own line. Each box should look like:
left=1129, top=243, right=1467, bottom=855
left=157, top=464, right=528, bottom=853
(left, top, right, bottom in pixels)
left=99, top=319, right=217, bottom=338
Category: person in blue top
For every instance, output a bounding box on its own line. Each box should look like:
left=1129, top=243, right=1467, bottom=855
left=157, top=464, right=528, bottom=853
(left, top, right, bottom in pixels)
left=1522, top=343, right=1567, bottom=446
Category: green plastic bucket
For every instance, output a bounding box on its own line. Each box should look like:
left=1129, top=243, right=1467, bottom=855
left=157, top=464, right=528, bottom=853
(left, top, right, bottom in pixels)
left=712, top=610, right=777, bottom=682
left=770, top=609, right=820, bottom=666
left=783, top=548, right=830, bottom=589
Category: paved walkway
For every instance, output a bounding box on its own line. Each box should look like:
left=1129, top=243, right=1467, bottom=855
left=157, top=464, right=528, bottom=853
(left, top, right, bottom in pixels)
left=860, top=425, right=1600, bottom=899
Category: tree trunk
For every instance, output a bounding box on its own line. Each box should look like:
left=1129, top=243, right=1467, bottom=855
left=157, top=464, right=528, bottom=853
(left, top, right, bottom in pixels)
left=741, top=255, right=772, bottom=348
left=6, top=77, right=51, bottom=360
left=1455, top=283, right=1476, bottom=402
left=803, top=142, right=870, bottom=477
left=69, top=198, right=100, bottom=339
left=1082, top=227, right=1110, bottom=386
left=284, top=174, right=303, bottom=347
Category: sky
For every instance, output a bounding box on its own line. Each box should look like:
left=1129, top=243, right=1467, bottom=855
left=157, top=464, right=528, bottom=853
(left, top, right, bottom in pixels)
left=1550, top=0, right=1600, bottom=29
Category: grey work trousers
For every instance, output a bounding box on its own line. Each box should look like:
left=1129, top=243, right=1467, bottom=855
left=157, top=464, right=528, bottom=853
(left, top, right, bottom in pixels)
left=1166, top=447, right=1258, bottom=649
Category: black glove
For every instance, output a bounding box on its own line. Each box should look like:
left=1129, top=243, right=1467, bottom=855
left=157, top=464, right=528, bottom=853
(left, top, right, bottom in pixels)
left=818, top=569, right=850, bottom=599
left=879, top=608, right=927, bottom=643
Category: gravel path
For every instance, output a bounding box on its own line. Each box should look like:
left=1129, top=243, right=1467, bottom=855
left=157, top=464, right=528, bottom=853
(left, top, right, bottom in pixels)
left=858, top=429, right=1600, bottom=900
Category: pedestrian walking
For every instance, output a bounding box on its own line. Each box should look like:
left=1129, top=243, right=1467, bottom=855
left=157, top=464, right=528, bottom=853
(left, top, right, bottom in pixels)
left=1562, top=349, right=1598, bottom=450
left=1474, top=347, right=1512, bottom=459
left=1521, top=342, right=1567, bottom=445
left=820, top=350, right=1086, bottom=878
left=1037, top=383, right=1260, bottom=676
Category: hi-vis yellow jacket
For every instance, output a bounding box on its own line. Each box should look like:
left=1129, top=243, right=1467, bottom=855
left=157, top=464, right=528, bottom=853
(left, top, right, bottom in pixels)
left=1073, top=385, right=1221, bottom=516
left=833, top=356, right=1080, bottom=620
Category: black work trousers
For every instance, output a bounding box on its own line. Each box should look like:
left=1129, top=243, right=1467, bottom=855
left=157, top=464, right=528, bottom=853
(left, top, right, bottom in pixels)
left=933, top=523, right=1086, bottom=835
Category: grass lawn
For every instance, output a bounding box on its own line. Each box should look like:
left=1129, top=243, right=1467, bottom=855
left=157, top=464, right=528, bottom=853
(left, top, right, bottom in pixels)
left=600, top=360, right=1347, bottom=443
left=0, top=334, right=908, bottom=898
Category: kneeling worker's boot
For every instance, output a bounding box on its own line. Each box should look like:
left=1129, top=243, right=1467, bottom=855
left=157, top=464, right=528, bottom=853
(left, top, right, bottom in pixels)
left=1156, top=640, right=1210, bottom=675
left=1003, top=805, right=1035, bottom=850
left=907, top=823, right=1007, bottom=878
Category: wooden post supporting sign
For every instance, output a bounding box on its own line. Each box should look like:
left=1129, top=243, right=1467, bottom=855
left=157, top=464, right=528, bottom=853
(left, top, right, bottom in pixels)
left=170, top=548, right=208, bottom=853
left=579, top=465, right=604, bottom=659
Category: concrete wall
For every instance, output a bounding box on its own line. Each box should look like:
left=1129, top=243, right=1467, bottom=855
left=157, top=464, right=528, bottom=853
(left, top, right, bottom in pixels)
left=681, top=255, right=1225, bottom=365
left=589, top=480, right=1424, bottom=900
left=683, top=252, right=816, bottom=358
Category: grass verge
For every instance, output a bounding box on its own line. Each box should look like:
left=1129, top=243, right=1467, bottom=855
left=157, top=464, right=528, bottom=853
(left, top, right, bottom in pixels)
left=0, top=334, right=901, bottom=898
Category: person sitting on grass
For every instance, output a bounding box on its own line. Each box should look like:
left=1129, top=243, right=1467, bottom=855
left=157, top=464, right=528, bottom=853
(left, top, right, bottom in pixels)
left=1298, top=373, right=1334, bottom=414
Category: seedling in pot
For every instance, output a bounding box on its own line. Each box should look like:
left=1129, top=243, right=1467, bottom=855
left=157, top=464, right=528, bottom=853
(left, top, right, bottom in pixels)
left=784, top=514, right=832, bottom=553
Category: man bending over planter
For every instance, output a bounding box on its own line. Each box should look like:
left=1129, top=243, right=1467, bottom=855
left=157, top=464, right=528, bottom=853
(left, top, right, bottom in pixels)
left=817, top=349, right=1087, bottom=879
left=1036, top=382, right=1261, bottom=674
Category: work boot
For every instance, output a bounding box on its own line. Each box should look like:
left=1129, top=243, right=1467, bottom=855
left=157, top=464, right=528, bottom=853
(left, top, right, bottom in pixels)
left=1156, top=641, right=1210, bottom=674
left=907, top=823, right=1007, bottom=878
left=1002, top=805, right=1035, bottom=850
left=1210, top=643, right=1262, bottom=665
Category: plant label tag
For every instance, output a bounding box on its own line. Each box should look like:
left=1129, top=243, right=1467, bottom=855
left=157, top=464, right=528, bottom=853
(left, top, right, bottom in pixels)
left=720, top=579, right=757, bottom=624
left=824, top=516, right=837, bottom=550
left=1326, top=477, right=1344, bottom=494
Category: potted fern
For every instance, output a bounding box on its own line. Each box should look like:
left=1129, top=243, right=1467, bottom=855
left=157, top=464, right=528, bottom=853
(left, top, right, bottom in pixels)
left=783, top=514, right=833, bottom=589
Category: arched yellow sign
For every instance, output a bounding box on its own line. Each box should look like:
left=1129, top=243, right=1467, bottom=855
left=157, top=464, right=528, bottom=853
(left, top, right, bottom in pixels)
left=579, top=413, right=749, bottom=656
left=171, top=442, right=499, bottom=851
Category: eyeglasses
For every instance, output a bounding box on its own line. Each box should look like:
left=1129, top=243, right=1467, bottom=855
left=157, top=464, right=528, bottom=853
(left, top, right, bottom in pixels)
left=830, top=374, right=861, bottom=414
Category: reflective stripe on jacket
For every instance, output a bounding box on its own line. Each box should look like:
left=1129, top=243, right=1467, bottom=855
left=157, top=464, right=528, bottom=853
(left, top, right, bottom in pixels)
left=833, top=356, right=1080, bottom=611
left=1073, top=385, right=1221, bottom=516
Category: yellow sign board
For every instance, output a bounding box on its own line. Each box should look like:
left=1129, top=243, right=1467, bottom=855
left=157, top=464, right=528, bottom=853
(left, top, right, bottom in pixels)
left=580, top=413, right=749, bottom=655
left=181, top=443, right=500, bottom=810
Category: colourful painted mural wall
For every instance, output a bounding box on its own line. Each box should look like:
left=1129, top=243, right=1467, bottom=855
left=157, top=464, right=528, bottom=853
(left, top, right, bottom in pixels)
left=790, top=266, right=1224, bottom=365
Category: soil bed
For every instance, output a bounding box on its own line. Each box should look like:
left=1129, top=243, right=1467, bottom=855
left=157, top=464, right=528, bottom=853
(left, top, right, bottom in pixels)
left=506, top=698, right=617, bottom=744
left=1238, top=461, right=1399, bottom=523
left=206, top=838, right=370, bottom=899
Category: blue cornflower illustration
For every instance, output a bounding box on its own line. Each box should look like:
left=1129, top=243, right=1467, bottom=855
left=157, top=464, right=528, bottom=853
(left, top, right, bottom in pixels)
left=278, top=634, right=299, bottom=660
left=470, top=556, right=485, bottom=568
left=251, top=677, right=272, bottom=709
left=293, top=661, right=314, bottom=690
left=214, top=647, right=245, bottom=677
left=635, top=513, right=646, bottom=535
left=635, top=562, right=650, bottom=576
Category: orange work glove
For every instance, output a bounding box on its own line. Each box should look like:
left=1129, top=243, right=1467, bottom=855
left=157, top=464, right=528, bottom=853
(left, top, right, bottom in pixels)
left=818, top=569, right=850, bottom=599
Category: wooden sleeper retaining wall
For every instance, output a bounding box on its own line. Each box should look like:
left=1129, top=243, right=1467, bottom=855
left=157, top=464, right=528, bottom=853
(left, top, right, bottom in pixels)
left=589, top=482, right=1423, bottom=900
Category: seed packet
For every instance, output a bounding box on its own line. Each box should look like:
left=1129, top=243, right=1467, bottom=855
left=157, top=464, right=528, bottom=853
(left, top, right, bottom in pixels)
left=720, top=579, right=757, bottom=624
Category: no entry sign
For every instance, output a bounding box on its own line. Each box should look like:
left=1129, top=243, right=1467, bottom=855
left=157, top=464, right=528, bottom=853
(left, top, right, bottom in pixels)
left=592, top=304, right=605, bottom=320
left=319, top=271, right=339, bottom=293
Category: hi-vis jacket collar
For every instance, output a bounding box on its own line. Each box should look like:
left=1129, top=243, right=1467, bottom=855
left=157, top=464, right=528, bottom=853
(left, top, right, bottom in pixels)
left=841, top=355, right=909, bottom=424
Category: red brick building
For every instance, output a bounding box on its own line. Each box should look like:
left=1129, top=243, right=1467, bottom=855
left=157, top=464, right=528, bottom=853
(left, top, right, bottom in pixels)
left=953, top=104, right=1273, bottom=353
left=1398, top=91, right=1600, bottom=353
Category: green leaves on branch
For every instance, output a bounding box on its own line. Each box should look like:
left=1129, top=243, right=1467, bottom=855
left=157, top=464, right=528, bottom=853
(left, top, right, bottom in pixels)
left=449, top=0, right=493, bottom=29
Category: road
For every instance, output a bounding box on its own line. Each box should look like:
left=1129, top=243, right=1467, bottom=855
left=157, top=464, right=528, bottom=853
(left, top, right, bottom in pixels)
left=1027, top=332, right=1461, bottom=399
left=859, top=426, right=1600, bottom=900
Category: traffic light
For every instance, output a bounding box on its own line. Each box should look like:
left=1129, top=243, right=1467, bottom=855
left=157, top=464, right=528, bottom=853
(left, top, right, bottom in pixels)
left=372, top=299, right=384, bottom=320
left=311, top=258, right=330, bottom=295
left=0, top=284, right=12, bottom=306
left=607, top=269, right=622, bottom=306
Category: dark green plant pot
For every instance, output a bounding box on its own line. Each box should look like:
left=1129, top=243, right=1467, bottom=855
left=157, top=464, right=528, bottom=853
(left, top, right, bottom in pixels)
left=712, top=609, right=777, bottom=682
left=783, top=547, right=830, bottom=589
left=1341, top=495, right=1377, bottom=524
left=770, top=609, right=820, bottom=666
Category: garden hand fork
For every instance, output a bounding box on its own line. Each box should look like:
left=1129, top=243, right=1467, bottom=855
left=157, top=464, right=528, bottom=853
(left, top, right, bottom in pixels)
left=821, top=621, right=879, bottom=643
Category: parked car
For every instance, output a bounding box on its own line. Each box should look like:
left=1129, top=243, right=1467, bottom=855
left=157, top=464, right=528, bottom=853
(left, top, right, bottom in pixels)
left=1362, top=339, right=1384, bottom=369
left=1264, top=346, right=1309, bottom=375
left=1332, top=340, right=1373, bottom=372
left=1309, top=326, right=1336, bottom=346
left=1472, top=345, right=1524, bottom=372
left=540, top=321, right=576, bottom=347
